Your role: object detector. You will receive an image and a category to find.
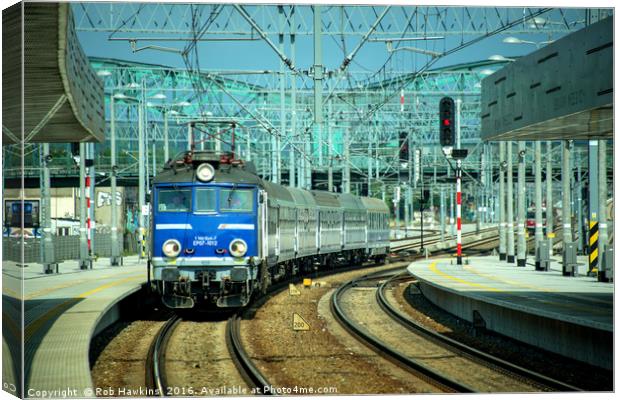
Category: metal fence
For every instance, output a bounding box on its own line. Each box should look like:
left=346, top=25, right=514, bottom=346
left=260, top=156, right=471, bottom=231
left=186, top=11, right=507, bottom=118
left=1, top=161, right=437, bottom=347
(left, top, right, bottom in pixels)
left=2, top=233, right=125, bottom=264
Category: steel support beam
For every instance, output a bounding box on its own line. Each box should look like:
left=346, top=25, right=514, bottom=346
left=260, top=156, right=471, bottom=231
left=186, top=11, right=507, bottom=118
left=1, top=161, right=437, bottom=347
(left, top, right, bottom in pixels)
left=506, top=141, right=515, bottom=264
left=498, top=141, right=506, bottom=260
left=534, top=140, right=543, bottom=267
left=546, top=141, right=554, bottom=258
left=516, top=141, right=526, bottom=266
left=310, top=5, right=323, bottom=190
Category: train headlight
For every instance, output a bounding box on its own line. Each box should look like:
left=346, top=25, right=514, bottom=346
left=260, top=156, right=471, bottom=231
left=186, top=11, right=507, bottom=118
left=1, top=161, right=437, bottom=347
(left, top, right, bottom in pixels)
left=162, top=239, right=182, bottom=258
left=229, top=239, right=248, bottom=258
left=196, top=163, right=215, bottom=182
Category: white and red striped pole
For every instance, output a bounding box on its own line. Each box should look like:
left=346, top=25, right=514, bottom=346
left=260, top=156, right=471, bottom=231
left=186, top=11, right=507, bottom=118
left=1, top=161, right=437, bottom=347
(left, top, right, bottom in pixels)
left=400, top=89, right=405, bottom=113
left=456, top=160, right=462, bottom=264
left=86, top=172, right=92, bottom=258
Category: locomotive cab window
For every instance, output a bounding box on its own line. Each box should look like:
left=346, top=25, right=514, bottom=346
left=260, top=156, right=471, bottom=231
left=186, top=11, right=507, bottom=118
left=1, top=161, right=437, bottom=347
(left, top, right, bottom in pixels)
left=195, top=188, right=216, bottom=213
left=220, top=188, right=254, bottom=212
left=158, top=188, right=191, bottom=212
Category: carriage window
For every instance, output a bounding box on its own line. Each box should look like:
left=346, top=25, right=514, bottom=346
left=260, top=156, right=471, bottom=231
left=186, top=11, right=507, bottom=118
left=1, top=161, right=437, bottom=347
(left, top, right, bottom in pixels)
left=220, top=189, right=253, bottom=212
left=195, top=188, right=216, bottom=212
left=158, top=189, right=191, bottom=212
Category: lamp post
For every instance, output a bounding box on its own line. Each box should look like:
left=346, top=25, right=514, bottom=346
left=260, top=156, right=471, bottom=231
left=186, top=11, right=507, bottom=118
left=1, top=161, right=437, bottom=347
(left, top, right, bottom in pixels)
left=502, top=36, right=555, bottom=49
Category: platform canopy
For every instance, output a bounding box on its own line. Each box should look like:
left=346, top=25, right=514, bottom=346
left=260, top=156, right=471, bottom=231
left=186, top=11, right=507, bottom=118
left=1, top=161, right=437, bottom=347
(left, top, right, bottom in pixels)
left=480, top=16, right=613, bottom=141
left=2, top=2, right=105, bottom=145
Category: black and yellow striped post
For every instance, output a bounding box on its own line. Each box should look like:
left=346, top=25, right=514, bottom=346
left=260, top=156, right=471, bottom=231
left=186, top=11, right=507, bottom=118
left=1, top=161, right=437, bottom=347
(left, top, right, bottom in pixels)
left=140, top=227, right=147, bottom=259
left=589, top=220, right=599, bottom=275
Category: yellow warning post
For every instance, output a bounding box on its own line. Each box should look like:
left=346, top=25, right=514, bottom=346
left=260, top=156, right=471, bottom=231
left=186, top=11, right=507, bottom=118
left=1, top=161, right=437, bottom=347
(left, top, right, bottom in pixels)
left=303, top=278, right=312, bottom=288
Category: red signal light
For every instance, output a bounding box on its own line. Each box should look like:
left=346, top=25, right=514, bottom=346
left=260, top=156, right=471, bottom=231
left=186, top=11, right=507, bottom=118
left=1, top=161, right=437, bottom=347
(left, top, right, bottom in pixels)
left=443, top=119, right=451, bottom=126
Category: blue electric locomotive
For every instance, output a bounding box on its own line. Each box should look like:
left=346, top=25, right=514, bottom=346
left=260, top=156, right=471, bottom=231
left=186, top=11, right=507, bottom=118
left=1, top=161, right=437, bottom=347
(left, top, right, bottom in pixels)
left=149, top=150, right=390, bottom=309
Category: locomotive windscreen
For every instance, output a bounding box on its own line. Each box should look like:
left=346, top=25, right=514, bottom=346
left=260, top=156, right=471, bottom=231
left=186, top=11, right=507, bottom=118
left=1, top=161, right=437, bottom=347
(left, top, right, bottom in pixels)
left=220, top=188, right=253, bottom=212
left=158, top=189, right=192, bottom=212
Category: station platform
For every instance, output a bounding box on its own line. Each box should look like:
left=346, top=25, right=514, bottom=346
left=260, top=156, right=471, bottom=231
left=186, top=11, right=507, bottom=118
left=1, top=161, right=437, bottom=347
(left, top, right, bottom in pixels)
left=3, top=255, right=148, bottom=397
left=407, top=255, right=613, bottom=370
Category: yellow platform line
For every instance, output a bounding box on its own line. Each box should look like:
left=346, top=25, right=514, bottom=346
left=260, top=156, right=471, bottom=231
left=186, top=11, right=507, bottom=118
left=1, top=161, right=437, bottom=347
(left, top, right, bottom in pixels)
left=24, top=274, right=144, bottom=343
left=464, top=265, right=613, bottom=306
left=426, top=261, right=610, bottom=315
left=428, top=262, right=503, bottom=292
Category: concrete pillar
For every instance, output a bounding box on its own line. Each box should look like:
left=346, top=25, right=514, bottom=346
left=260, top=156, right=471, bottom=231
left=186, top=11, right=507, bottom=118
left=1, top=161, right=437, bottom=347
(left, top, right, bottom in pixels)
left=598, top=139, right=609, bottom=277
left=534, top=141, right=543, bottom=267
left=88, top=143, right=96, bottom=261
left=440, top=187, right=446, bottom=242
left=516, top=141, right=526, bottom=266
left=499, top=141, right=506, bottom=260
left=79, top=142, right=88, bottom=269
left=187, top=123, right=193, bottom=151
left=343, top=128, right=350, bottom=193
left=40, top=143, right=56, bottom=273
left=327, top=99, right=333, bottom=192
left=367, top=141, right=372, bottom=196
left=327, top=131, right=333, bottom=192
left=110, top=95, right=121, bottom=266
left=587, top=140, right=599, bottom=273
left=506, top=142, right=515, bottom=263
left=546, top=141, right=554, bottom=257
left=562, top=140, right=572, bottom=247
left=575, top=150, right=584, bottom=253
left=163, top=111, right=169, bottom=162
left=138, top=94, right=146, bottom=260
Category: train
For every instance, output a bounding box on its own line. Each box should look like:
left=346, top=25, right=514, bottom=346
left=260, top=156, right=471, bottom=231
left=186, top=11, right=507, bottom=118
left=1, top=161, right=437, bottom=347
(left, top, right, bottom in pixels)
left=149, top=151, right=391, bottom=309
left=3, top=199, right=41, bottom=238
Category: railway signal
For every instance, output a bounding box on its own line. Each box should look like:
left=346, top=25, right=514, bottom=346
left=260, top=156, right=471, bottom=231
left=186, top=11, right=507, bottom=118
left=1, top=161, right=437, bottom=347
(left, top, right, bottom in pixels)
left=439, top=97, right=455, bottom=147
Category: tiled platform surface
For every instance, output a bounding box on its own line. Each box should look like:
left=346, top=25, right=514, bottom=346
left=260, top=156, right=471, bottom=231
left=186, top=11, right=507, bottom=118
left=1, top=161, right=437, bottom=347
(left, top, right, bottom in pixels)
left=3, top=255, right=148, bottom=397
left=407, top=255, right=613, bottom=370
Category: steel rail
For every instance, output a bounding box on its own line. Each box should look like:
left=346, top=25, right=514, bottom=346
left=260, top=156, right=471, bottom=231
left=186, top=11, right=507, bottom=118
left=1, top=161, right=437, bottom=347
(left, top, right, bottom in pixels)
left=226, top=315, right=273, bottom=395
left=391, top=226, right=497, bottom=251
left=145, top=315, right=182, bottom=396
left=330, top=268, right=475, bottom=393
left=376, top=275, right=582, bottom=392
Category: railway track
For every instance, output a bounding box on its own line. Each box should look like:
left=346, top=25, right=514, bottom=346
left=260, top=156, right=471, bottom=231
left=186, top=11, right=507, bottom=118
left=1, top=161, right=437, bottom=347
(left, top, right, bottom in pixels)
left=227, top=315, right=273, bottom=394
left=145, top=313, right=270, bottom=396
left=330, top=268, right=471, bottom=393
left=391, top=227, right=497, bottom=252
left=330, top=268, right=573, bottom=393
left=145, top=315, right=181, bottom=396
left=144, top=230, right=509, bottom=395
left=377, top=274, right=582, bottom=392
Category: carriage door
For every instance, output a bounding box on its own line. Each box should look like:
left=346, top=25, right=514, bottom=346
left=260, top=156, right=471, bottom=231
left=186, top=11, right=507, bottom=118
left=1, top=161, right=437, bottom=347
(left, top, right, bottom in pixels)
left=275, top=205, right=281, bottom=257
left=293, top=208, right=298, bottom=254
left=341, top=211, right=345, bottom=249
left=259, top=190, right=268, bottom=259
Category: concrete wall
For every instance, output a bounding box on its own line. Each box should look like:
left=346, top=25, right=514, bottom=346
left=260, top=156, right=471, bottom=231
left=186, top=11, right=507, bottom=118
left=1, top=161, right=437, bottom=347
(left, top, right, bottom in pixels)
left=418, top=280, right=612, bottom=370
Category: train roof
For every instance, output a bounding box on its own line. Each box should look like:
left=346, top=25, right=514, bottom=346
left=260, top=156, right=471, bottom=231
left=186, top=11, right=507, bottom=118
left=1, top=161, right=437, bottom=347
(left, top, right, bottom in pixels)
left=153, top=151, right=262, bottom=186
left=152, top=151, right=389, bottom=214
left=360, top=196, right=390, bottom=213
left=311, top=190, right=341, bottom=208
